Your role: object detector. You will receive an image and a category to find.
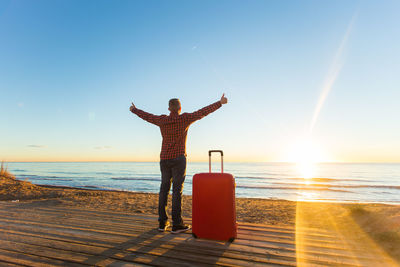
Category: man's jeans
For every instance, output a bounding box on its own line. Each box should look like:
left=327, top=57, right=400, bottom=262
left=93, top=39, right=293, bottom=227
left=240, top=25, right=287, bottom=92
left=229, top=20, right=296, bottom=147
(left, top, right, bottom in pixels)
left=159, top=155, right=186, bottom=226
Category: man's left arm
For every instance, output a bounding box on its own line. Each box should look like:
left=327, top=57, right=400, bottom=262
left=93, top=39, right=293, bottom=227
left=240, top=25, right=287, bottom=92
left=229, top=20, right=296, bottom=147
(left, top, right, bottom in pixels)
left=186, top=94, right=228, bottom=123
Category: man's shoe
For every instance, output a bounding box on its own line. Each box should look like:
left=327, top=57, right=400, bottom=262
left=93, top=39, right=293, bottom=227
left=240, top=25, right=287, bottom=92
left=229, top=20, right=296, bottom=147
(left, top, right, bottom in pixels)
left=171, top=224, right=191, bottom=234
left=158, top=221, right=170, bottom=232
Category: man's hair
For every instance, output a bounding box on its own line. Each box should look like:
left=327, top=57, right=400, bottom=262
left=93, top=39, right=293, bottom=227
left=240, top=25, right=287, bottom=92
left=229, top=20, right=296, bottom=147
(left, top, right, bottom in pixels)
left=169, top=98, right=181, bottom=112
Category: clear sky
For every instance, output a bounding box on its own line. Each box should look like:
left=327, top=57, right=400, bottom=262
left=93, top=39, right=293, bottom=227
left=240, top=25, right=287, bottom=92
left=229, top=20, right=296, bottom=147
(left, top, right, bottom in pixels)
left=1, top=0, right=399, bottom=162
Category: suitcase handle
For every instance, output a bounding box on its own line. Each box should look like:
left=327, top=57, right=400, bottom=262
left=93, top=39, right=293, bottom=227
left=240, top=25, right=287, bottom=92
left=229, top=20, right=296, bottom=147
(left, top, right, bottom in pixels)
left=208, top=150, right=223, bottom=173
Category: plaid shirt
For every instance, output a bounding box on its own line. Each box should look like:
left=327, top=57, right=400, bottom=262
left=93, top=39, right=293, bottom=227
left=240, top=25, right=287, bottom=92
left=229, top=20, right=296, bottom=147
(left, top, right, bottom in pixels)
left=132, top=101, right=222, bottom=160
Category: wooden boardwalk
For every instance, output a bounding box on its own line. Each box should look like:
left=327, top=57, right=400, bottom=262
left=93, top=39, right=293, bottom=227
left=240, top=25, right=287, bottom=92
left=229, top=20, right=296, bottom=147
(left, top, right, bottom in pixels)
left=0, top=201, right=397, bottom=267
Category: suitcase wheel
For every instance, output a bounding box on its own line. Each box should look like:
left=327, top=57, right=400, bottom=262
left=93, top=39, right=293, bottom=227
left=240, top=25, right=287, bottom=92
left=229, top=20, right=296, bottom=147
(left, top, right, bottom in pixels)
left=192, top=233, right=198, bottom=239
left=228, top=237, right=235, bottom=243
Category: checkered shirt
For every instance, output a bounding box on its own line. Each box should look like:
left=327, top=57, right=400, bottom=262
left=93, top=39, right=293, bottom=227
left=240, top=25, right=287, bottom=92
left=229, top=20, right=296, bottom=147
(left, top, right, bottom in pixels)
left=132, top=101, right=222, bottom=160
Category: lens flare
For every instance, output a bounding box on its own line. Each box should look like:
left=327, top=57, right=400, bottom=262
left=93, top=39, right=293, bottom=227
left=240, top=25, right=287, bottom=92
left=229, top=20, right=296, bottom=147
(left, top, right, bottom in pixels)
left=309, top=13, right=357, bottom=134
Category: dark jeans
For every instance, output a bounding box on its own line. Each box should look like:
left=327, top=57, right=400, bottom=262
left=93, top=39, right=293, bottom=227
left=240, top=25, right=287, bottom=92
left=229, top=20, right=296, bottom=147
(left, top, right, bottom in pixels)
left=159, top=155, right=186, bottom=226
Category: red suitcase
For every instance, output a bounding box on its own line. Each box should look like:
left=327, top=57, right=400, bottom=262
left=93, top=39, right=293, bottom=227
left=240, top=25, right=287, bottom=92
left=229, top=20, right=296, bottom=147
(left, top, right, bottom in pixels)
left=192, top=150, right=237, bottom=242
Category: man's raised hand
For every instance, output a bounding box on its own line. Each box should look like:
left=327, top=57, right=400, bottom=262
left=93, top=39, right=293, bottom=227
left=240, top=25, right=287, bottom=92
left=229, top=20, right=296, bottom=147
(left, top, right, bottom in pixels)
left=130, top=102, right=136, bottom=113
left=220, top=93, right=228, bottom=105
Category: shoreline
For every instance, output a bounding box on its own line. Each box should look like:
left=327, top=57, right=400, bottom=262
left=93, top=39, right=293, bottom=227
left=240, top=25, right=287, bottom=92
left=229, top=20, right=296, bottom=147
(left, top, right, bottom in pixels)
left=35, top=183, right=400, bottom=205
left=5, top=178, right=400, bottom=206
left=8, top=161, right=400, bottom=204
left=1, top=175, right=399, bottom=224
left=2, top=174, right=400, bottom=225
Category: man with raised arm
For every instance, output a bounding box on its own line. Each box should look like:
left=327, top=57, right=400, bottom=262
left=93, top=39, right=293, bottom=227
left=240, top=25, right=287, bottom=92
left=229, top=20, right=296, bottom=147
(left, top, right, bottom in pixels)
left=130, top=94, right=228, bottom=233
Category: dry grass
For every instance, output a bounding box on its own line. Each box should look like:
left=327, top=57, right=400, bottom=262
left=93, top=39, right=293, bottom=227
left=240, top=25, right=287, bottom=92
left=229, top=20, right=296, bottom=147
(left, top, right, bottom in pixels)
left=348, top=203, right=400, bottom=260
left=296, top=202, right=400, bottom=262
left=0, top=163, right=62, bottom=201
left=0, top=161, right=15, bottom=179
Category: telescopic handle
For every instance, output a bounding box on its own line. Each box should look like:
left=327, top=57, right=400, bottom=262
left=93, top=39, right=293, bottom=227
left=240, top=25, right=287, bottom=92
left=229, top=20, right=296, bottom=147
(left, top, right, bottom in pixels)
left=208, top=150, right=224, bottom=173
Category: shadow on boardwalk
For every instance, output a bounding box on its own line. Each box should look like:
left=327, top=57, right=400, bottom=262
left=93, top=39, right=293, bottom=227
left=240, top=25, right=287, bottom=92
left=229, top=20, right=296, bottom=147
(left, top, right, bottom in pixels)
left=80, top=228, right=231, bottom=266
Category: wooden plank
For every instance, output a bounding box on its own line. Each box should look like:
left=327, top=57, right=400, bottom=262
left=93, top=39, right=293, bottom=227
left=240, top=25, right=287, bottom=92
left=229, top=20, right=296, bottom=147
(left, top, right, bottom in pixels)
left=0, top=219, right=298, bottom=267
left=0, top=226, right=297, bottom=267
left=0, top=215, right=375, bottom=267
left=0, top=216, right=365, bottom=263
left=0, top=224, right=292, bottom=260
left=0, top=203, right=325, bottom=241
left=0, top=210, right=356, bottom=253
left=0, top=202, right=393, bottom=266
left=1, top=204, right=159, bottom=222
left=0, top=239, right=95, bottom=266
left=0, top=215, right=377, bottom=264
left=0, top=220, right=370, bottom=264
left=0, top=235, right=256, bottom=267
left=0, top=208, right=348, bottom=260
left=1, top=204, right=296, bottom=232
left=0, top=247, right=85, bottom=267
left=0, top=221, right=377, bottom=267
left=0, top=238, right=199, bottom=267
left=0, top=262, right=24, bottom=267
left=34, top=206, right=328, bottom=235
left=0, top=207, right=340, bottom=242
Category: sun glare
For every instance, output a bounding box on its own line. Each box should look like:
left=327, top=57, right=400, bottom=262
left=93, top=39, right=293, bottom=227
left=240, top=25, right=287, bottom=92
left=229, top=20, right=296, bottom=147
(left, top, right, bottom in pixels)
left=298, top=162, right=315, bottom=180
left=285, top=137, right=328, bottom=179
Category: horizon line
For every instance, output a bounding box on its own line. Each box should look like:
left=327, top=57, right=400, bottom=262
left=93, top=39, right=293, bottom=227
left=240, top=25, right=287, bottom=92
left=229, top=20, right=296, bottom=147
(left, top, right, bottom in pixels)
left=3, top=160, right=400, bottom=164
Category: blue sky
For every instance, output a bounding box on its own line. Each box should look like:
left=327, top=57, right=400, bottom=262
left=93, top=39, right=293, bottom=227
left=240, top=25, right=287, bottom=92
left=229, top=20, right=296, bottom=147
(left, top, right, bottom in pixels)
left=1, top=0, right=399, bottom=162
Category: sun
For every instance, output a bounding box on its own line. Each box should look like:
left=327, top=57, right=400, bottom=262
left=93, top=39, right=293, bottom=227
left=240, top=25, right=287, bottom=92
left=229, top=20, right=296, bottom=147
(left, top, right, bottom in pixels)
left=284, top=137, right=328, bottom=179
left=297, top=161, right=315, bottom=180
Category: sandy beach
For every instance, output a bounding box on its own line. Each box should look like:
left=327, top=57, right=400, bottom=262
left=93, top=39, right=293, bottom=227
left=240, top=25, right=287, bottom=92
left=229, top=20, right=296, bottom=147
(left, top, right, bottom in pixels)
left=1, top=173, right=400, bottom=263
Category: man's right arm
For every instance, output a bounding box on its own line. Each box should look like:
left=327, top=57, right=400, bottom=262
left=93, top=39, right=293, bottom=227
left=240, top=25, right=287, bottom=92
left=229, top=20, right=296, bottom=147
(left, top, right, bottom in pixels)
left=130, top=103, right=163, bottom=126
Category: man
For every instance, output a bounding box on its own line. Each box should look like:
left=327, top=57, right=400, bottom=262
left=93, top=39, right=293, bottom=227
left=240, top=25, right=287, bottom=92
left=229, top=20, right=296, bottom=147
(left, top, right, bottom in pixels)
left=130, top=94, right=228, bottom=233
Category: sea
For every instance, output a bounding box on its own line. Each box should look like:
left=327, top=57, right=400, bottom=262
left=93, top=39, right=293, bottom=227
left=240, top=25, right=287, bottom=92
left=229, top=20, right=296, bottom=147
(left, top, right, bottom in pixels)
left=6, top=162, right=400, bottom=204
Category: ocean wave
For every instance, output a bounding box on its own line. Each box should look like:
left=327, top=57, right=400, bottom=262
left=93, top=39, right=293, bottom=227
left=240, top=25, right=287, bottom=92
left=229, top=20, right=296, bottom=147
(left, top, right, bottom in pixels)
left=235, top=176, right=276, bottom=180
left=269, top=182, right=338, bottom=187
left=18, top=177, right=73, bottom=182
left=333, top=184, right=400, bottom=190
left=50, top=171, right=81, bottom=174
left=266, top=182, right=400, bottom=190
left=96, top=172, right=113, bottom=175
left=18, top=174, right=39, bottom=177
left=39, top=178, right=73, bottom=181
left=81, top=185, right=101, bottom=189
left=235, top=176, right=337, bottom=181
left=11, top=169, right=26, bottom=172
left=111, top=177, right=160, bottom=182
left=295, top=177, right=370, bottom=182
left=235, top=176, right=369, bottom=182
left=18, top=174, right=66, bottom=179
left=22, top=175, right=59, bottom=178
left=234, top=172, right=291, bottom=177
left=236, top=185, right=350, bottom=193
left=17, top=174, right=59, bottom=179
